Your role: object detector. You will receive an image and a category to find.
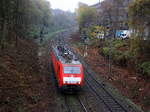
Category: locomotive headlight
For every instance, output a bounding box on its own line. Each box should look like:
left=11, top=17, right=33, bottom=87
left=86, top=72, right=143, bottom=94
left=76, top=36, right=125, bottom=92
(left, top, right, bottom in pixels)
left=63, top=78, right=68, bottom=84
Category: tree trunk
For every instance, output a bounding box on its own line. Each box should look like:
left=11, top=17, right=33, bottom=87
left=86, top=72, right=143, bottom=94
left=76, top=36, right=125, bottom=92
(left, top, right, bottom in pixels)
left=1, top=18, right=7, bottom=50
left=15, top=0, right=19, bottom=47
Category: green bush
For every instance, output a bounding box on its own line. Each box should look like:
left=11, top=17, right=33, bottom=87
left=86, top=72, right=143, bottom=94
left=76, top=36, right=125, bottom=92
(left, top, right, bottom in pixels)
left=139, top=62, right=150, bottom=77
left=91, top=39, right=100, bottom=47
left=113, top=40, right=127, bottom=48
left=102, top=47, right=116, bottom=57
left=129, top=37, right=143, bottom=57
left=103, top=39, right=128, bottom=49
left=114, top=51, right=129, bottom=59
left=113, top=51, right=130, bottom=66
left=102, top=47, right=110, bottom=57
left=102, top=46, right=131, bottom=66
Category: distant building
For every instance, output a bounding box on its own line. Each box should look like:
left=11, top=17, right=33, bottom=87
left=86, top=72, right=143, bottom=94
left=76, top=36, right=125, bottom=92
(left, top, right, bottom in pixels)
left=91, top=3, right=102, bottom=13
left=91, top=0, right=133, bottom=30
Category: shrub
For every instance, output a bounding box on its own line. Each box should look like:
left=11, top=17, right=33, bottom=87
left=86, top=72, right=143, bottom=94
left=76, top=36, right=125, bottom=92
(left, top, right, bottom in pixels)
left=113, top=51, right=130, bottom=66
left=102, top=47, right=110, bottom=57
left=129, top=37, right=143, bottom=57
left=139, top=62, right=150, bottom=77
left=102, top=45, right=131, bottom=66
left=102, top=47, right=116, bottom=57
left=91, top=39, right=100, bottom=47
left=114, top=40, right=127, bottom=49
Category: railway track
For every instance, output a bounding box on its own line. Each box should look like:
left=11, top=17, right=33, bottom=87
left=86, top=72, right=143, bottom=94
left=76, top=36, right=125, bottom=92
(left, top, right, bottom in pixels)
left=64, top=95, right=88, bottom=112
left=82, top=84, right=111, bottom=112
left=85, top=70, right=131, bottom=112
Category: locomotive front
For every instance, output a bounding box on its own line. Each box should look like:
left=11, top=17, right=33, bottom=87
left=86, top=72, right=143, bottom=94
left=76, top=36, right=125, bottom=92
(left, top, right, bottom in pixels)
left=61, top=64, right=84, bottom=91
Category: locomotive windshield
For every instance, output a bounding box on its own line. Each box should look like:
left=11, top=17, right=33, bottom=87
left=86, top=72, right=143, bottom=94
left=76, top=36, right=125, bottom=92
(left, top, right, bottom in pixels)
left=64, top=66, right=81, bottom=74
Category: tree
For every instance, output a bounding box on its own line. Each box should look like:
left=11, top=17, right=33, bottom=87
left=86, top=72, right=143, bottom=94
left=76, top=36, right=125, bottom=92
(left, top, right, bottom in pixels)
left=50, top=9, right=77, bottom=32
left=0, top=0, right=53, bottom=49
left=77, top=2, right=97, bottom=32
left=25, top=0, right=52, bottom=38
left=129, top=0, right=150, bottom=39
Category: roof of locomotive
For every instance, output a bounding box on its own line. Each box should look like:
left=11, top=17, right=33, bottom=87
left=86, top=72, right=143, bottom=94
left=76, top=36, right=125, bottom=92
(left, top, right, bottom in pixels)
left=52, top=45, right=81, bottom=65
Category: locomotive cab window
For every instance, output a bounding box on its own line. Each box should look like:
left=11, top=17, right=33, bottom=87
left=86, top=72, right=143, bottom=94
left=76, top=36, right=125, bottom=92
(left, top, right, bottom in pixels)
left=64, top=67, right=80, bottom=74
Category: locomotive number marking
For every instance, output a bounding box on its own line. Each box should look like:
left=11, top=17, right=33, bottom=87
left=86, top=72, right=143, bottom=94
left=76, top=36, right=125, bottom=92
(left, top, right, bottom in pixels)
left=63, top=77, right=81, bottom=84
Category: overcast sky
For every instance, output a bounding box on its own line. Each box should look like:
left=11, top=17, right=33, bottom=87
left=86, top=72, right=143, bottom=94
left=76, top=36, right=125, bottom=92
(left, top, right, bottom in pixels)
left=47, top=0, right=101, bottom=12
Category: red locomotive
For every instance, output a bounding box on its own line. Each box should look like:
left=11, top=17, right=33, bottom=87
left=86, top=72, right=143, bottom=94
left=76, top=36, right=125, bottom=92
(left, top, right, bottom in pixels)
left=51, top=45, right=84, bottom=91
